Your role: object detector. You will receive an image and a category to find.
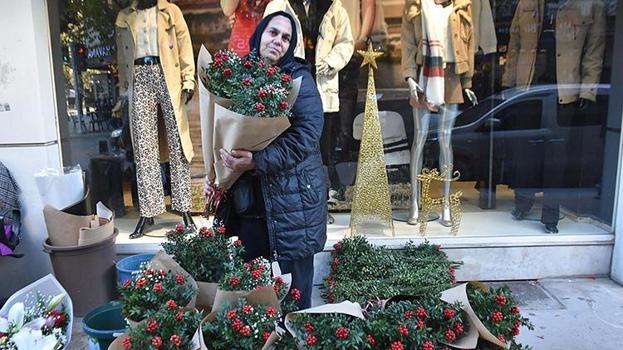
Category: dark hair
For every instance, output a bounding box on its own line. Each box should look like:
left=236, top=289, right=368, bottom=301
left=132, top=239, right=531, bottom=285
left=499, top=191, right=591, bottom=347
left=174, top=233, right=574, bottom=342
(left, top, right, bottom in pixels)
left=248, top=11, right=298, bottom=68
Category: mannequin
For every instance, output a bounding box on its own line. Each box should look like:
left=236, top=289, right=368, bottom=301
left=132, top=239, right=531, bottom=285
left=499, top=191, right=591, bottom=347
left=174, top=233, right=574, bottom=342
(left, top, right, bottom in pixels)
left=401, top=0, right=477, bottom=225
left=221, top=0, right=272, bottom=56
left=116, top=0, right=197, bottom=238
left=502, top=0, right=605, bottom=233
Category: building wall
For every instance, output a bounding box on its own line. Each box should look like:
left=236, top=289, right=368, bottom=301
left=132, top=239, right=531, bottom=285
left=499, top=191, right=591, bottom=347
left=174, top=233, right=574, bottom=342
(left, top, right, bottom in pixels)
left=0, top=0, right=62, bottom=298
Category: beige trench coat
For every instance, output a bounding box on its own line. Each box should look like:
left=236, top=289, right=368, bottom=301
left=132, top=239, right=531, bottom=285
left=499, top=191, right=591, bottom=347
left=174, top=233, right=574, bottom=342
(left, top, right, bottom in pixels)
left=401, top=0, right=475, bottom=90
left=501, top=0, right=605, bottom=103
left=115, top=0, right=195, bottom=162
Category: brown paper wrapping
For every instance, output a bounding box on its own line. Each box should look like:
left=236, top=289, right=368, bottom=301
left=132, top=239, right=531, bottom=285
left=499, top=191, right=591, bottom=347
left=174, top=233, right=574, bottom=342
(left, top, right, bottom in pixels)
left=43, top=205, right=115, bottom=246
left=440, top=283, right=509, bottom=349
left=149, top=251, right=199, bottom=311
left=195, top=281, right=219, bottom=313
left=199, top=286, right=281, bottom=350
left=211, top=105, right=292, bottom=190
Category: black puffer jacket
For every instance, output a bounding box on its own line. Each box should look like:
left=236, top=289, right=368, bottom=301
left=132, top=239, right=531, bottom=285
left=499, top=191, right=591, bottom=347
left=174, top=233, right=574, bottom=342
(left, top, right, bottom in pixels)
left=253, top=58, right=327, bottom=261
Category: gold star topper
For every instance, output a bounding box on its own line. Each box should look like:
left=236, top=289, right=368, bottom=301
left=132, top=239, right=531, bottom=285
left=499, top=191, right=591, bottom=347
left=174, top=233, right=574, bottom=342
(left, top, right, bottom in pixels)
left=358, top=42, right=383, bottom=70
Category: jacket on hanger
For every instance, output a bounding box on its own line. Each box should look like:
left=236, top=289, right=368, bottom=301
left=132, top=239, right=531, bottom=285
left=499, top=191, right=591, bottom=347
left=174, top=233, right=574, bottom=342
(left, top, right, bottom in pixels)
left=501, top=0, right=605, bottom=104
left=115, top=0, right=196, bottom=162
left=314, top=0, right=354, bottom=112
left=472, top=0, right=497, bottom=54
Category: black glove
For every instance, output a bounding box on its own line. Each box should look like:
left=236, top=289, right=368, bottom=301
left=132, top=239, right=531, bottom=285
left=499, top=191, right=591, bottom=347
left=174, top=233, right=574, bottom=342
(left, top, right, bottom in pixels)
left=182, top=89, right=194, bottom=104
left=579, top=98, right=593, bottom=111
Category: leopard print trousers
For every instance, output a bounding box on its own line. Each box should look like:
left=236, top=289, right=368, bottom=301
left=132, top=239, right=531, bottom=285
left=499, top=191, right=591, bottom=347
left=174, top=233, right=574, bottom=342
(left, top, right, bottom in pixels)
left=131, top=64, right=191, bottom=217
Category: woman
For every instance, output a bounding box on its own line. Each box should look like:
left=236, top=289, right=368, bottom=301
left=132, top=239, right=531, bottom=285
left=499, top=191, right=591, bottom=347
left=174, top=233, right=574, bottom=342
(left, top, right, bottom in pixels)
left=214, top=11, right=327, bottom=309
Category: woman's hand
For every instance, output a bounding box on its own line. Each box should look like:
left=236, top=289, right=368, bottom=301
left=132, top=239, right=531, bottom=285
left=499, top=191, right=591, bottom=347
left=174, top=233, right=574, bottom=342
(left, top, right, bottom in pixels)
left=220, top=148, right=256, bottom=172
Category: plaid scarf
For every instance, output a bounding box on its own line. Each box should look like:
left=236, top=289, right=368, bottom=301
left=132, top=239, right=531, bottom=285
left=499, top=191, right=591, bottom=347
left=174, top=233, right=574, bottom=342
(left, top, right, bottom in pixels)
left=419, top=0, right=452, bottom=106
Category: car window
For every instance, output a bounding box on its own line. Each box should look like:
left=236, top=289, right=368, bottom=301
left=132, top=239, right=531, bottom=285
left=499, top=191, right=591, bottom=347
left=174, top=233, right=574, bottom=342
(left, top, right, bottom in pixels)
left=495, top=100, right=543, bottom=130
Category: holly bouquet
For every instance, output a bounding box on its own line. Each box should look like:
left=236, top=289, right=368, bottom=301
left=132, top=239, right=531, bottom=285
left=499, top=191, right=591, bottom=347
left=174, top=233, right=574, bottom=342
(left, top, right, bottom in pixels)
left=110, top=303, right=203, bottom=350
left=197, top=45, right=301, bottom=214
left=118, top=262, right=197, bottom=323
left=0, top=275, right=72, bottom=350
left=440, top=283, right=534, bottom=349
left=162, top=223, right=232, bottom=311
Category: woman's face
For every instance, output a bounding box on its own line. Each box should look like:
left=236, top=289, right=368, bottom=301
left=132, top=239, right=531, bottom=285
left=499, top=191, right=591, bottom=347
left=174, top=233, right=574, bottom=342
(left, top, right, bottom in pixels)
left=259, top=16, right=292, bottom=64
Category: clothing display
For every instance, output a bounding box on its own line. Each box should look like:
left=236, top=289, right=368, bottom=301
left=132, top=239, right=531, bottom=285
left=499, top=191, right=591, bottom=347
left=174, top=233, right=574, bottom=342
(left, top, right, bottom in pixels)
left=314, top=0, right=353, bottom=113
left=116, top=0, right=196, bottom=164
left=472, top=0, right=497, bottom=54
left=131, top=64, right=192, bottom=217
left=227, top=0, right=272, bottom=56
left=502, top=0, right=606, bottom=103
left=134, top=6, right=159, bottom=58
left=402, top=0, right=475, bottom=92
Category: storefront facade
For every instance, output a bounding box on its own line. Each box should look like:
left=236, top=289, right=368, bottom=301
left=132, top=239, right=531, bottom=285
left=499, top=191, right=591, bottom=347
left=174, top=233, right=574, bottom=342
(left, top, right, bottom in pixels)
left=1, top=0, right=623, bottom=296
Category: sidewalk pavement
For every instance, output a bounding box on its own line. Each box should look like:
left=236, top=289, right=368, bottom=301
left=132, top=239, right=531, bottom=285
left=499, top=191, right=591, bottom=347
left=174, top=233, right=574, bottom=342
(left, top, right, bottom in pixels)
left=68, top=277, right=623, bottom=349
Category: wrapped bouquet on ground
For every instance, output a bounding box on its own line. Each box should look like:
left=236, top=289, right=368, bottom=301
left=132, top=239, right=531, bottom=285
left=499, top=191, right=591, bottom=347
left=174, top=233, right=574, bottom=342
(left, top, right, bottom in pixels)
left=0, top=275, right=72, bottom=350
left=117, top=252, right=197, bottom=327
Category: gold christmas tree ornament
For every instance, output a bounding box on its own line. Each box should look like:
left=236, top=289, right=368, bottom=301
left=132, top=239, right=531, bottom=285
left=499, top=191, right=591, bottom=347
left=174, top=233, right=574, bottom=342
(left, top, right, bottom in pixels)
left=417, top=167, right=463, bottom=235
left=349, top=43, right=395, bottom=237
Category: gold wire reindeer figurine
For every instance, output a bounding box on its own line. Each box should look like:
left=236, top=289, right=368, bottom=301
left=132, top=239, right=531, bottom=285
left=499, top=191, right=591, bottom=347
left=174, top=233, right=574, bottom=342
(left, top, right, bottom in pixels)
left=417, top=167, right=463, bottom=235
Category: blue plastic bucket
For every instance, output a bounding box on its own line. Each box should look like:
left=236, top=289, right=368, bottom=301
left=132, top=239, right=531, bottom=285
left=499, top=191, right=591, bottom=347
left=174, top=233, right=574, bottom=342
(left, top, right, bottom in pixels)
left=115, top=253, right=154, bottom=284
left=82, top=301, right=126, bottom=350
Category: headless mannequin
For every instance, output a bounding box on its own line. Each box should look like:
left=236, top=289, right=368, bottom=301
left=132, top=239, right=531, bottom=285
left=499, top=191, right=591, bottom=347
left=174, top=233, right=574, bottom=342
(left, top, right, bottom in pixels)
left=131, top=0, right=195, bottom=238
left=406, top=78, right=476, bottom=225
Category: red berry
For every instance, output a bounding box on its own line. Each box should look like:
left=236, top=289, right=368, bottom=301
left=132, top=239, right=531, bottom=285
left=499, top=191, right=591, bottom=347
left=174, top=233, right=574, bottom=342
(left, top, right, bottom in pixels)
left=166, top=300, right=177, bottom=309
left=170, top=334, right=182, bottom=347
left=123, top=279, right=132, bottom=287
left=443, top=308, right=456, bottom=319
left=263, top=331, right=272, bottom=341
left=251, top=269, right=262, bottom=280
left=416, top=307, right=427, bottom=319
left=398, top=324, right=409, bottom=336
left=306, top=334, right=317, bottom=345
left=404, top=310, right=414, bottom=319
left=122, top=337, right=132, bottom=349
left=331, top=258, right=340, bottom=270
left=495, top=295, right=508, bottom=306
left=216, top=226, right=226, bottom=234
left=226, top=310, right=237, bottom=319
left=255, top=102, right=266, bottom=111
left=175, top=310, right=184, bottom=321
left=367, top=334, right=376, bottom=345
left=304, top=322, right=315, bottom=333
left=135, top=278, right=146, bottom=289
left=234, top=239, right=242, bottom=247
left=280, top=73, right=291, bottom=82
left=491, top=311, right=504, bottom=323
left=510, top=306, right=521, bottom=314
left=390, top=341, right=405, bottom=350
left=146, top=319, right=158, bottom=333
left=228, top=276, right=240, bottom=287
left=175, top=274, right=185, bottom=284
left=453, top=322, right=464, bottom=334
left=151, top=336, right=162, bottom=348
left=417, top=320, right=425, bottom=329
left=231, top=318, right=242, bottom=331
left=279, top=100, right=288, bottom=110
left=222, top=68, right=232, bottom=77
left=333, top=242, right=342, bottom=250
left=242, top=305, right=253, bottom=314
left=244, top=60, right=253, bottom=68
left=335, top=326, right=349, bottom=340
left=422, top=340, right=434, bottom=350
left=258, top=89, right=267, bottom=98
left=498, top=335, right=506, bottom=343
left=153, top=283, right=163, bottom=293
left=175, top=224, right=185, bottom=233
left=290, top=288, right=301, bottom=301
left=266, top=306, right=277, bottom=318
left=240, top=325, right=251, bottom=336
left=445, top=329, right=456, bottom=342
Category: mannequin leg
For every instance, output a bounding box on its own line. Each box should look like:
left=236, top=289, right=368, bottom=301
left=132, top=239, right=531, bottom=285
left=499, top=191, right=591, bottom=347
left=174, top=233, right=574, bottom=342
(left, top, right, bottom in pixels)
left=438, top=104, right=459, bottom=225
left=131, top=65, right=167, bottom=218
left=154, top=65, right=192, bottom=214
left=408, top=108, right=431, bottom=224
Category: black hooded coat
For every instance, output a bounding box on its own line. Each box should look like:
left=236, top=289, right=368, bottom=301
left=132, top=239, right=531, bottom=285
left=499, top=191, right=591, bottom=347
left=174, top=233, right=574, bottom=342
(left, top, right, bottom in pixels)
left=246, top=12, right=327, bottom=261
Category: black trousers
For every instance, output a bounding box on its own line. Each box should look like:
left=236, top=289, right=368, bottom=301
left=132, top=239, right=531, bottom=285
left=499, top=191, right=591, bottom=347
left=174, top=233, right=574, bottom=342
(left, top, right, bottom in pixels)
left=234, top=216, right=315, bottom=310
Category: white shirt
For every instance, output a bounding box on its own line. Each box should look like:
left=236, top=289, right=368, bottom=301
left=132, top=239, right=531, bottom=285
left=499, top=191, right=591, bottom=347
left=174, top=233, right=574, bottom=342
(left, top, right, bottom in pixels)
left=135, top=6, right=159, bottom=58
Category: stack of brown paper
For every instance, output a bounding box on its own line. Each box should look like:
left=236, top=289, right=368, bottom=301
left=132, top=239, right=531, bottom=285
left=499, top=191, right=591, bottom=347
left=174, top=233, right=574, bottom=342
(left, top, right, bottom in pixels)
left=43, top=202, right=114, bottom=247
